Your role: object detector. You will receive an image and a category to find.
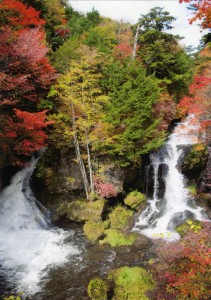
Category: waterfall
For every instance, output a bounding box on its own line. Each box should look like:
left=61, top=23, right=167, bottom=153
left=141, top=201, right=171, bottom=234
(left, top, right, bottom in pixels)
left=133, top=115, right=206, bottom=240
left=0, top=158, right=80, bottom=296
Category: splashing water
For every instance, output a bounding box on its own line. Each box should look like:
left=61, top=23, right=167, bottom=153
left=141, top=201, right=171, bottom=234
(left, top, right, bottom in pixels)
left=133, top=115, right=207, bottom=241
left=0, top=159, right=80, bottom=296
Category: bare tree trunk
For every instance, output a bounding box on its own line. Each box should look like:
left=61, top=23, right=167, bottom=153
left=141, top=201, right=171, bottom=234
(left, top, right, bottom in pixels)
left=85, top=129, right=94, bottom=194
left=71, top=102, right=90, bottom=199
left=132, top=25, right=140, bottom=60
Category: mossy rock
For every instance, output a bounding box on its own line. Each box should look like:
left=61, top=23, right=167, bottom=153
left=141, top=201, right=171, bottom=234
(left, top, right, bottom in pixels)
left=176, top=219, right=202, bottom=237
left=124, top=190, right=147, bottom=210
left=108, top=266, right=155, bottom=300
left=109, top=206, right=134, bottom=230
left=99, top=229, right=138, bottom=247
left=182, top=144, right=208, bottom=172
left=54, top=199, right=105, bottom=223
left=87, top=278, right=107, bottom=300
left=83, top=221, right=105, bottom=242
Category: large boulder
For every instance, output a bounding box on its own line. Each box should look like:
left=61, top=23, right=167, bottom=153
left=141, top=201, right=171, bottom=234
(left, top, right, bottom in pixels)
left=54, top=199, right=106, bottom=223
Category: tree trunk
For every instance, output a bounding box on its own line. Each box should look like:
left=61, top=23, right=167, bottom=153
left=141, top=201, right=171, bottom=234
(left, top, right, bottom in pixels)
left=71, top=102, right=90, bottom=199
left=132, top=25, right=140, bottom=60
left=85, top=129, right=94, bottom=194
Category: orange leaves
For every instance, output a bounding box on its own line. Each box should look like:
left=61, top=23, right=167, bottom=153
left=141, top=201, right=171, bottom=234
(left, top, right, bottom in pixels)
left=0, top=0, right=45, bottom=28
left=179, top=0, right=211, bottom=29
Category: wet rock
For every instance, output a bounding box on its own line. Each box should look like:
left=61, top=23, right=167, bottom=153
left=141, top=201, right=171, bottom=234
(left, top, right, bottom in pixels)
left=124, top=190, right=146, bottom=211
left=54, top=199, right=106, bottom=223
left=87, top=278, right=107, bottom=300
left=108, top=206, right=134, bottom=231
left=83, top=221, right=105, bottom=243
left=168, top=210, right=195, bottom=229
left=99, top=229, right=138, bottom=247
left=198, top=146, right=211, bottom=194
left=107, top=266, right=155, bottom=300
left=180, top=144, right=209, bottom=181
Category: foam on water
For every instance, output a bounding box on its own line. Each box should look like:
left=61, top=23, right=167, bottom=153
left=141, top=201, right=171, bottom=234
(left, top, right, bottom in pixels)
left=133, top=115, right=206, bottom=241
left=0, top=159, right=80, bottom=295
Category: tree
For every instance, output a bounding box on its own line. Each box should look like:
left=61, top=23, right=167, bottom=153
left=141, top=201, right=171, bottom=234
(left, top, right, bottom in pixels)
left=100, top=60, right=165, bottom=165
left=135, top=7, right=193, bottom=100
left=20, top=0, right=70, bottom=50
left=0, top=0, right=56, bottom=165
left=180, top=0, right=211, bottom=29
left=49, top=46, right=108, bottom=198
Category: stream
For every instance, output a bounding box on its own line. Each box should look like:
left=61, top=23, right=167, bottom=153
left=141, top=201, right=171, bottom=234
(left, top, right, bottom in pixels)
left=0, top=115, right=207, bottom=299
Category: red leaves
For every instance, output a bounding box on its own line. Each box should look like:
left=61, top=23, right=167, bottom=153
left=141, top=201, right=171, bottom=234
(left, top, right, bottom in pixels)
left=0, top=109, right=53, bottom=164
left=0, top=0, right=45, bottom=28
left=0, top=0, right=56, bottom=165
left=93, top=175, right=117, bottom=199
left=180, top=0, right=211, bottom=29
left=153, top=222, right=211, bottom=299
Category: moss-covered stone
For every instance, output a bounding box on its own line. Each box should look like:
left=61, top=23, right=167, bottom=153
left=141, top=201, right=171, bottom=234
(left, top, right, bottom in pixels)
left=83, top=221, right=105, bottom=242
left=99, top=229, right=138, bottom=247
left=87, top=278, right=107, bottom=300
left=124, top=190, right=147, bottom=210
left=54, top=199, right=105, bottom=223
left=109, top=206, right=134, bottom=230
left=176, top=219, right=202, bottom=237
left=182, top=144, right=208, bottom=172
left=108, top=266, right=155, bottom=300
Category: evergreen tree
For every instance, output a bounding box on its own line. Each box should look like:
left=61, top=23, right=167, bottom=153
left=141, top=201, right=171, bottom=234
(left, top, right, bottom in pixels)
left=100, top=60, right=164, bottom=165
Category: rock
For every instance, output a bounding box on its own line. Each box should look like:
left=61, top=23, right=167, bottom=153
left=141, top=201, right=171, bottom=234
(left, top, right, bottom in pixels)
left=124, top=190, right=146, bottom=211
left=176, top=219, right=202, bottom=237
left=99, top=229, right=138, bottom=247
left=54, top=199, right=106, bottom=223
left=198, top=146, right=211, bottom=194
left=83, top=221, right=105, bottom=242
left=96, top=161, right=125, bottom=194
left=108, top=206, right=134, bottom=230
left=107, top=266, right=155, bottom=300
left=87, top=278, right=107, bottom=300
left=180, top=143, right=209, bottom=180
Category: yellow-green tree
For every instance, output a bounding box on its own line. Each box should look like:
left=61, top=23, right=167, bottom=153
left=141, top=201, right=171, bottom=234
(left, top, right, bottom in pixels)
left=49, top=46, right=108, bottom=198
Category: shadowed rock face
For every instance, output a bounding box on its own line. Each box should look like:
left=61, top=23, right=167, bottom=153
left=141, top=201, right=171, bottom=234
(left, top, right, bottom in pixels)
left=145, top=163, right=168, bottom=199
left=198, top=146, right=211, bottom=194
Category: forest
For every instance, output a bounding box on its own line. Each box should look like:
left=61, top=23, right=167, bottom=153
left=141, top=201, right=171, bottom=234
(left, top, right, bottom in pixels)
left=0, top=0, right=211, bottom=299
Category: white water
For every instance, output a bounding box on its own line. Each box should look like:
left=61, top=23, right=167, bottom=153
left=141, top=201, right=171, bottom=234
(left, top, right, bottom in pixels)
left=0, top=159, right=80, bottom=296
left=133, top=115, right=206, bottom=240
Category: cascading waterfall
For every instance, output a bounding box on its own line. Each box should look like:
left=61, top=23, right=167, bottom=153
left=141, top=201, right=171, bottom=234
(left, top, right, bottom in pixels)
left=0, top=158, right=80, bottom=296
left=133, top=115, right=206, bottom=240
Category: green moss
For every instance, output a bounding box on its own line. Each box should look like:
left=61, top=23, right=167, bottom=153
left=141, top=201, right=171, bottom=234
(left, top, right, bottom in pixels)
left=99, top=229, right=137, bottom=247
left=87, top=278, right=107, bottom=300
left=109, top=206, right=134, bottom=230
left=108, top=266, right=155, bottom=300
left=182, top=144, right=208, bottom=172
left=54, top=199, right=105, bottom=223
left=187, top=184, right=197, bottom=196
left=83, top=221, right=105, bottom=242
left=124, top=190, right=147, bottom=210
left=176, top=219, right=202, bottom=237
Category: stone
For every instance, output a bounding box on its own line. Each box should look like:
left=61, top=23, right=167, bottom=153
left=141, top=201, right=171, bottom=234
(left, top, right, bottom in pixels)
left=99, top=229, right=138, bottom=247
left=83, top=221, right=105, bottom=242
left=108, top=206, right=134, bottom=230
left=108, top=266, right=155, bottom=300
left=124, top=190, right=146, bottom=210
left=87, top=278, right=107, bottom=300
left=54, top=199, right=106, bottom=223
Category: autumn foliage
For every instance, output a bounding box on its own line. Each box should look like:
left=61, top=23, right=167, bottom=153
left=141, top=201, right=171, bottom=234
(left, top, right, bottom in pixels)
left=180, top=0, right=211, bottom=29
left=152, top=222, right=211, bottom=299
left=0, top=0, right=56, bottom=165
left=93, top=175, right=117, bottom=199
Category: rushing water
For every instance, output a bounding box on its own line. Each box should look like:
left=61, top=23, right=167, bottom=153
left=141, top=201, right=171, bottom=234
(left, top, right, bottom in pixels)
left=0, top=159, right=152, bottom=299
left=0, top=159, right=80, bottom=297
left=133, top=115, right=206, bottom=240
